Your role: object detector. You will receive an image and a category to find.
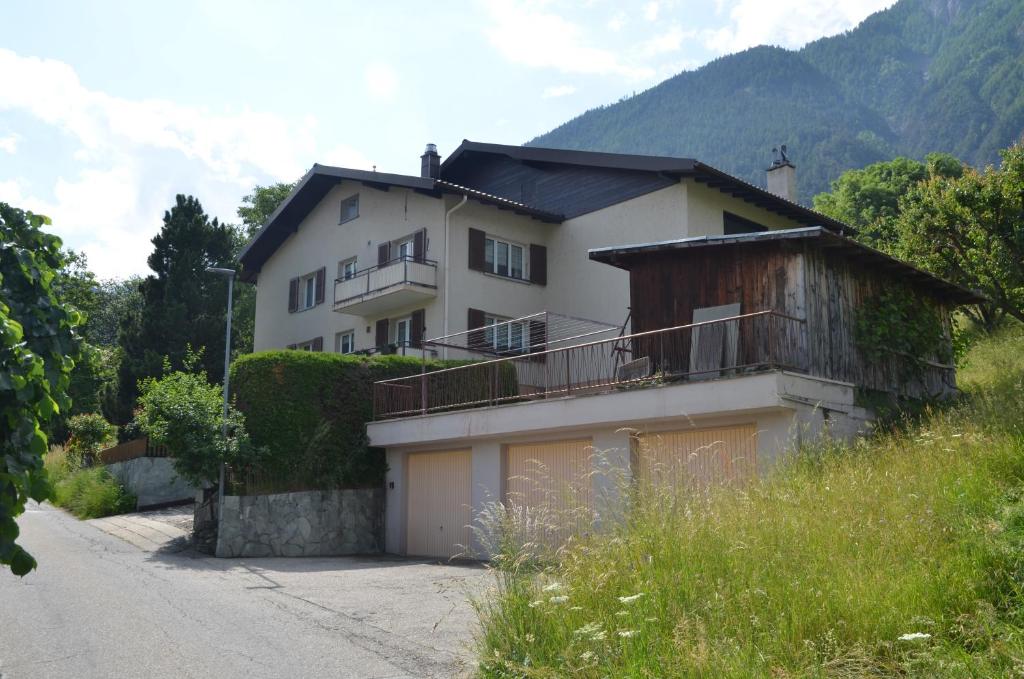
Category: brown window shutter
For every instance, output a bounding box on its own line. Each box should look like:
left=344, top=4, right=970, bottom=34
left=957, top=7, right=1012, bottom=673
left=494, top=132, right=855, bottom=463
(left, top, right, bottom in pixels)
left=375, top=318, right=389, bottom=348
left=413, top=228, right=426, bottom=263
left=467, top=307, right=486, bottom=351
left=288, top=277, right=299, bottom=313
left=377, top=242, right=390, bottom=266
left=410, top=308, right=425, bottom=348
left=529, top=319, right=547, bottom=363
left=311, top=336, right=323, bottom=352
left=529, top=244, right=547, bottom=285
left=314, top=267, right=326, bottom=305
left=468, top=228, right=485, bottom=272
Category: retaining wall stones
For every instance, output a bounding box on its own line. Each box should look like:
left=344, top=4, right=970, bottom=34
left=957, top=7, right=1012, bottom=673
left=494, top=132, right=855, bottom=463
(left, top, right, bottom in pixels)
left=106, top=457, right=198, bottom=509
left=215, top=488, right=383, bottom=558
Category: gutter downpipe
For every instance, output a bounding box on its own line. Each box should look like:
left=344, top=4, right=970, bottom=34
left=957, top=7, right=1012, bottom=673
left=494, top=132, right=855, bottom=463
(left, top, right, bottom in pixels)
left=443, top=193, right=469, bottom=360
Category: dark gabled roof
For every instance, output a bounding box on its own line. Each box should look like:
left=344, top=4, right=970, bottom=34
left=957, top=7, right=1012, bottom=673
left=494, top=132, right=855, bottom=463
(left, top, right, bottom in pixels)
left=442, top=140, right=852, bottom=232
left=588, top=227, right=985, bottom=305
left=237, top=164, right=561, bottom=281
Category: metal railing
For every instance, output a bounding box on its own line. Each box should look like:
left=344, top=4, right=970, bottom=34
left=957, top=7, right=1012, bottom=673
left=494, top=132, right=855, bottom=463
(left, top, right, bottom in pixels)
left=373, top=311, right=808, bottom=420
left=334, top=255, right=437, bottom=307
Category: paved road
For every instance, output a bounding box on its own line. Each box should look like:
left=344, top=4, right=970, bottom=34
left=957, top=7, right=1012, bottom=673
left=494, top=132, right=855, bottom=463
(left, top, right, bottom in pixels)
left=0, top=503, right=489, bottom=679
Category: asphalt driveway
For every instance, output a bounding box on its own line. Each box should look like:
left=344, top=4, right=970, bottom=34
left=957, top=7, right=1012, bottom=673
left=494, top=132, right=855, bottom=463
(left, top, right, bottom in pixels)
left=0, top=503, right=490, bottom=678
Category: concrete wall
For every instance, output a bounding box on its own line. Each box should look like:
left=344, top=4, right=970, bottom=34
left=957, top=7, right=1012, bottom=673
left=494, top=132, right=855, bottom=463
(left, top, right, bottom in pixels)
left=106, top=457, right=197, bottom=509
left=215, top=488, right=383, bottom=558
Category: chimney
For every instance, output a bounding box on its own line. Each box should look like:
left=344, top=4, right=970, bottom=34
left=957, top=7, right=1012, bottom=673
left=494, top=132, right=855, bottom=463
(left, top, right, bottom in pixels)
left=766, top=145, right=796, bottom=202
left=420, top=143, right=441, bottom=179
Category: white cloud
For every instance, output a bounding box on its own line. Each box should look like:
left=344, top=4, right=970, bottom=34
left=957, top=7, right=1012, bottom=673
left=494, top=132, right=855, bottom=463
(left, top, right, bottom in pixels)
left=607, top=12, right=626, bottom=32
left=321, top=143, right=374, bottom=170
left=364, top=63, right=399, bottom=100
left=484, top=0, right=655, bottom=80
left=643, top=2, right=660, bottom=21
left=705, top=0, right=896, bottom=54
left=542, top=84, right=577, bottom=98
left=638, top=25, right=693, bottom=58
left=0, top=48, right=372, bottom=278
left=0, top=134, right=19, bottom=154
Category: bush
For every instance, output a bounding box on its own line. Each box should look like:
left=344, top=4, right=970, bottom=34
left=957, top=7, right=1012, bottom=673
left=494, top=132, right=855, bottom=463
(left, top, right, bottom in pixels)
left=44, top=446, right=135, bottom=519
left=231, top=351, right=491, bottom=490
left=134, top=364, right=258, bottom=487
left=65, top=412, right=116, bottom=465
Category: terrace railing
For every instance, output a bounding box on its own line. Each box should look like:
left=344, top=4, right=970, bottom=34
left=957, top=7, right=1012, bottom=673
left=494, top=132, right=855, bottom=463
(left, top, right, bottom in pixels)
left=334, top=255, right=437, bottom=308
left=373, top=311, right=808, bottom=420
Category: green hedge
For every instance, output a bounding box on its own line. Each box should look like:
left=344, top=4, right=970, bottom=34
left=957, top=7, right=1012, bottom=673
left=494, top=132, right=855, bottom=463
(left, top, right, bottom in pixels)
left=230, top=352, right=457, bottom=489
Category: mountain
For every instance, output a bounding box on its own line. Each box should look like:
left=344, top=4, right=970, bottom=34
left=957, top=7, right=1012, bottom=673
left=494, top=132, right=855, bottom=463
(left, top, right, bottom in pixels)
left=529, top=0, right=1024, bottom=204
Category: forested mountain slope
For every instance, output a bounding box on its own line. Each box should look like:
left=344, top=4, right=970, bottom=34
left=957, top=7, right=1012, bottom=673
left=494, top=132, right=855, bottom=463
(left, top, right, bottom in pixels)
left=530, top=0, right=1024, bottom=203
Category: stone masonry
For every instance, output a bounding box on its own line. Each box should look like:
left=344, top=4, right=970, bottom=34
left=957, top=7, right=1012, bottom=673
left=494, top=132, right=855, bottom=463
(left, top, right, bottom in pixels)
left=215, top=488, right=383, bottom=558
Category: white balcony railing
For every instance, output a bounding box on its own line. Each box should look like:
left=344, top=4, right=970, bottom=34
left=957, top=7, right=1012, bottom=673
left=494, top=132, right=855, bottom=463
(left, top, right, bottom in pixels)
left=334, top=256, right=438, bottom=313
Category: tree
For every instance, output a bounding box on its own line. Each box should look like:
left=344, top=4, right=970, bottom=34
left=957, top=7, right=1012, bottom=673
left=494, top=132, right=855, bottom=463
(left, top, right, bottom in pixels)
left=893, top=143, right=1024, bottom=331
left=89, top=277, right=143, bottom=347
left=813, top=154, right=962, bottom=248
left=112, top=195, right=237, bottom=424
left=237, top=181, right=295, bottom=238
left=0, top=203, right=82, bottom=575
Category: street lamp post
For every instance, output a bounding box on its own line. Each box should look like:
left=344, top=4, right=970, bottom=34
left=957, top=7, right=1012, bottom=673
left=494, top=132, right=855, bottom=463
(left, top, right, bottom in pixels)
left=205, top=267, right=235, bottom=522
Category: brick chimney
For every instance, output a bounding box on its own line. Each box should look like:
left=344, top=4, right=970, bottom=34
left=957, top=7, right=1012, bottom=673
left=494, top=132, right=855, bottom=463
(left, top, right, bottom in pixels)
left=420, top=143, right=441, bottom=179
left=766, top=145, right=796, bottom=202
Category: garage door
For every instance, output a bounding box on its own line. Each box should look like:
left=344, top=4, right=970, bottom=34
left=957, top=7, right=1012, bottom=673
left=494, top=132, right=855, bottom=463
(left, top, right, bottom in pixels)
left=406, top=450, right=472, bottom=559
left=635, top=424, right=757, bottom=491
left=505, top=439, right=592, bottom=539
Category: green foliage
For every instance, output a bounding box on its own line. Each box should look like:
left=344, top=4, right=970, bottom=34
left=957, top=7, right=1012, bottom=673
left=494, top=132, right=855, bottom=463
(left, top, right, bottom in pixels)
left=134, top=356, right=258, bottom=487
left=231, top=351, right=460, bottom=490
left=475, top=327, right=1024, bottom=676
left=893, top=142, right=1024, bottom=330
left=0, top=202, right=82, bottom=576
left=237, top=181, right=296, bottom=237
left=112, top=195, right=238, bottom=425
left=854, top=288, right=951, bottom=380
left=531, top=0, right=1024, bottom=203
left=65, top=413, right=116, bottom=464
left=45, top=449, right=135, bottom=520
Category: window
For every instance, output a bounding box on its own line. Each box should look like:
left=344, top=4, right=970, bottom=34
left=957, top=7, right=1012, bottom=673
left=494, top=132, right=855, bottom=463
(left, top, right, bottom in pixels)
left=340, top=194, right=360, bottom=224
left=395, top=317, right=412, bottom=346
left=397, top=239, right=414, bottom=260
left=484, top=315, right=527, bottom=353
left=302, top=273, right=316, bottom=310
left=335, top=330, right=355, bottom=354
left=485, top=237, right=525, bottom=279
left=338, top=258, right=357, bottom=280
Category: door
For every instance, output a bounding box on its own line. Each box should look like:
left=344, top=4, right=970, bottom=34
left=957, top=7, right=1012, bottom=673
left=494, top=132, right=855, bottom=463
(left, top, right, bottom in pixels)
left=505, top=439, right=593, bottom=543
left=635, top=424, right=757, bottom=492
left=406, top=450, right=473, bottom=559
left=690, top=303, right=740, bottom=380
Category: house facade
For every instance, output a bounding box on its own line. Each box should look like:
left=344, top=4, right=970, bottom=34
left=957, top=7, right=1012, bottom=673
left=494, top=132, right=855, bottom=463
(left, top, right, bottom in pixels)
left=240, top=142, right=840, bottom=356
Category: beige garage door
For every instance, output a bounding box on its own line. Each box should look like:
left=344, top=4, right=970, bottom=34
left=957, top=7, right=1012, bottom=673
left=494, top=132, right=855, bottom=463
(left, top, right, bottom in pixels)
left=505, top=439, right=593, bottom=539
left=406, top=450, right=472, bottom=559
left=635, top=424, right=758, bottom=491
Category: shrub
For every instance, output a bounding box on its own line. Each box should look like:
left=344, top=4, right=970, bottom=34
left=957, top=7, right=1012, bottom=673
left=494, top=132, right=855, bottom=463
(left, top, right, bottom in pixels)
left=230, top=351, right=500, bottom=490
left=45, top=447, right=135, bottom=519
left=134, top=365, right=259, bottom=487
left=65, top=412, right=116, bottom=465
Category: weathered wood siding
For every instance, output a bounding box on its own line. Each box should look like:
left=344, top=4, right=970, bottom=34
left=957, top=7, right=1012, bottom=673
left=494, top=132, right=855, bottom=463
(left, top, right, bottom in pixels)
left=625, top=241, right=956, bottom=399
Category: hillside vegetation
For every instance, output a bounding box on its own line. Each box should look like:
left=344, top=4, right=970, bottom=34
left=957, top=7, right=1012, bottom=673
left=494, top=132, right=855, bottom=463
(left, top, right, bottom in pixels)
left=531, top=0, right=1024, bottom=203
left=475, top=325, right=1024, bottom=676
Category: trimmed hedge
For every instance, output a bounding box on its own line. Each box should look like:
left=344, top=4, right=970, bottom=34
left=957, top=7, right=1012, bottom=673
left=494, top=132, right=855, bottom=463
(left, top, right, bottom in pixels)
left=230, top=352, right=461, bottom=489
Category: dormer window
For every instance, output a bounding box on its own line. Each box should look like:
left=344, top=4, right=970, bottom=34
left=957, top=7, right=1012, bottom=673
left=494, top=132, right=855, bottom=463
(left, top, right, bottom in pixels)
left=340, top=194, right=360, bottom=224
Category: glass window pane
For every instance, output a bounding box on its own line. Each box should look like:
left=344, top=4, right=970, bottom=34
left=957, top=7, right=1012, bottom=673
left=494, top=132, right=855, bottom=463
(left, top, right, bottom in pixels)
left=305, top=277, right=314, bottom=307
left=485, top=238, right=494, bottom=271
left=510, top=245, right=523, bottom=279
left=510, top=323, right=523, bottom=351
left=496, top=241, right=509, bottom=276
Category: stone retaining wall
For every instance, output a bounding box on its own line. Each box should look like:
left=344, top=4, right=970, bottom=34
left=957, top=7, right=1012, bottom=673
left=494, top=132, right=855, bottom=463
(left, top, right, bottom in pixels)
left=215, top=488, right=383, bottom=558
left=106, top=457, right=198, bottom=509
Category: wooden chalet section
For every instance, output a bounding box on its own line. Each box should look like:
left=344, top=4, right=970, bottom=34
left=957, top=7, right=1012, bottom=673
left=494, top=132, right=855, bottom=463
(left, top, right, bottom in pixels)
left=591, top=227, right=984, bottom=400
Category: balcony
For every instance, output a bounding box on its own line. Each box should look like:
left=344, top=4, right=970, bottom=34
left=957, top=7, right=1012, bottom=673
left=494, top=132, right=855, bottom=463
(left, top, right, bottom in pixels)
left=334, top=256, right=437, bottom=316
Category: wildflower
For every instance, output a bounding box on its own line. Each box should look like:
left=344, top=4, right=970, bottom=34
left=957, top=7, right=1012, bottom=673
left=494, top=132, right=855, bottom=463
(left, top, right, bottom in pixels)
left=898, top=632, right=932, bottom=642
left=574, top=622, right=606, bottom=641
left=615, top=610, right=629, bottom=617
left=542, top=582, right=564, bottom=592
left=525, top=633, right=535, bottom=643
left=618, top=629, right=640, bottom=638
left=570, top=606, right=583, bottom=611
left=549, top=595, right=569, bottom=604
left=528, top=600, right=543, bottom=608
left=618, top=593, right=645, bottom=604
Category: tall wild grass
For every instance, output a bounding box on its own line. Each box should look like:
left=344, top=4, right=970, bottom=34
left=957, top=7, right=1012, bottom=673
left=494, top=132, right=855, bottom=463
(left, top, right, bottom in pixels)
left=473, top=324, right=1024, bottom=677
left=44, top=446, right=136, bottom=519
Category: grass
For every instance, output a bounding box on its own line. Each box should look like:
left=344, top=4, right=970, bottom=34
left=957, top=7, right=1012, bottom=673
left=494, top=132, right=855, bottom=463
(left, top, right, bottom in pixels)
left=44, top=446, right=137, bottom=519
left=473, top=324, right=1024, bottom=677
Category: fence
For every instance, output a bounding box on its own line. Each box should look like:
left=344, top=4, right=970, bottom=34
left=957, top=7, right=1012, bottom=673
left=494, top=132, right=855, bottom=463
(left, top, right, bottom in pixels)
left=334, top=256, right=437, bottom=308
left=98, top=437, right=170, bottom=464
left=374, top=311, right=808, bottom=419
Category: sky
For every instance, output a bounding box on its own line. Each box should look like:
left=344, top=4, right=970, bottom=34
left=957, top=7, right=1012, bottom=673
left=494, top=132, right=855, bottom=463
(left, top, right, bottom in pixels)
left=0, top=0, right=895, bottom=279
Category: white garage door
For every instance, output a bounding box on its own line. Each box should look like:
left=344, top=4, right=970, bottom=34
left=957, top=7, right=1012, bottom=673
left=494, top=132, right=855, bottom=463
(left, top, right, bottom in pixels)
left=635, top=424, right=758, bottom=491
left=406, top=449, right=472, bottom=559
left=505, top=439, right=593, bottom=541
